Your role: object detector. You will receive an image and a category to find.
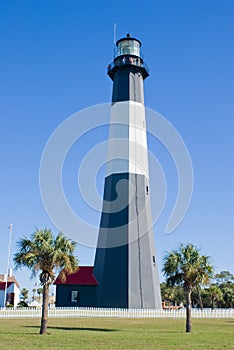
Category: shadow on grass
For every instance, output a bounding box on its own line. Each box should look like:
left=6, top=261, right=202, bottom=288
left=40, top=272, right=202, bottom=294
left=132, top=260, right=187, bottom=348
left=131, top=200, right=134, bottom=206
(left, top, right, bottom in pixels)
left=23, top=326, right=118, bottom=332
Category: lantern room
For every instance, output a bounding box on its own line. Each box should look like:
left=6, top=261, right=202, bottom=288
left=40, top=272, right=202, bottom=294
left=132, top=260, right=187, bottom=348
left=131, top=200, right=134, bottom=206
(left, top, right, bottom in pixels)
left=115, top=34, right=141, bottom=58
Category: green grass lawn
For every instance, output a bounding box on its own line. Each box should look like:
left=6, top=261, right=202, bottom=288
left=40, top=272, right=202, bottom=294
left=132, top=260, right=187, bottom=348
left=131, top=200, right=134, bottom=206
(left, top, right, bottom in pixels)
left=0, top=317, right=233, bottom=350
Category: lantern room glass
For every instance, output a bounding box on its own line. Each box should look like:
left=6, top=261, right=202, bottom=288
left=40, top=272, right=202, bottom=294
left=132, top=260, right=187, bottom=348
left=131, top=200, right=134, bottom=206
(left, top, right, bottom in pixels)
left=116, top=40, right=140, bottom=57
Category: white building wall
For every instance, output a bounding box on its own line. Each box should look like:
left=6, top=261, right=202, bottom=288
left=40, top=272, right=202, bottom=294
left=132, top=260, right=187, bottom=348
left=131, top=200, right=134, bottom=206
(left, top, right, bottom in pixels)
left=13, top=285, right=20, bottom=306
left=0, top=284, right=21, bottom=307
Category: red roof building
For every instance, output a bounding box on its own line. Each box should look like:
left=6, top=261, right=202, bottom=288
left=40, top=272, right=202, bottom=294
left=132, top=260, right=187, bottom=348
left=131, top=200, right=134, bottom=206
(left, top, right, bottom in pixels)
left=0, top=282, right=14, bottom=291
left=54, top=266, right=98, bottom=307
left=0, top=274, right=20, bottom=307
left=0, top=274, right=20, bottom=288
left=54, top=266, right=98, bottom=286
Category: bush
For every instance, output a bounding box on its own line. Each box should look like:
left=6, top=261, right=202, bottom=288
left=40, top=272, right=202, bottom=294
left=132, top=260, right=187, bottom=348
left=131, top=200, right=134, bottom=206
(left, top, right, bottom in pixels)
left=17, top=301, right=29, bottom=308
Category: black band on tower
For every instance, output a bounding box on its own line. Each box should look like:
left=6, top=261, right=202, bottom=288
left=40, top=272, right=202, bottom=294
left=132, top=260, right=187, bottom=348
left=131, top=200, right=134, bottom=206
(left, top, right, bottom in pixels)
left=112, top=69, right=144, bottom=103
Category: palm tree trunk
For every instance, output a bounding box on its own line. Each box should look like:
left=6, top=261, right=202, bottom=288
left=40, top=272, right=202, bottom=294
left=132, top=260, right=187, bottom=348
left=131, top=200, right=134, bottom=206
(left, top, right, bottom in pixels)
left=196, top=285, right=203, bottom=310
left=40, top=284, right=49, bottom=335
left=211, top=296, right=214, bottom=310
left=186, top=289, right=192, bottom=333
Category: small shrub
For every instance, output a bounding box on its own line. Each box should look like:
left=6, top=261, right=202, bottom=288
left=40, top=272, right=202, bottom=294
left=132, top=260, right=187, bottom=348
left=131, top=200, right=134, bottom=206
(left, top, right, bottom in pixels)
left=17, top=301, right=28, bottom=308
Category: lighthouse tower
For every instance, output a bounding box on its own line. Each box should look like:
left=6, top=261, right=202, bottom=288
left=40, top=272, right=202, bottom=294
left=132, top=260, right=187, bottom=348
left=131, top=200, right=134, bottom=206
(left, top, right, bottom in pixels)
left=93, top=34, right=162, bottom=309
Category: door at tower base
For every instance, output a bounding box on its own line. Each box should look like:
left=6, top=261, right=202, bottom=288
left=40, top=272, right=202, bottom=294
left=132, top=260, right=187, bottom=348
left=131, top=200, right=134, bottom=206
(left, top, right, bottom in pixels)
left=93, top=172, right=162, bottom=309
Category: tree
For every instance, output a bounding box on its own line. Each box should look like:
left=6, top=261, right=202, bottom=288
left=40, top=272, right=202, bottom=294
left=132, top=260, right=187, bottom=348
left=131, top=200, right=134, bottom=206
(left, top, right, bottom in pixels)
left=17, top=300, right=28, bottom=308
left=37, top=287, right=43, bottom=302
left=214, top=271, right=234, bottom=308
left=191, top=287, right=202, bottom=308
left=32, top=288, right=36, bottom=301
left=214, top=271, right=234, bottom=285
left=191, top=285, right=204, bottom=310
left=14, top=228, right=78, bottom=335
left=161, top=283, right=185, bottom=308
left=21, top=288, right=29, bottom=302
left=161, top=283, right=176, bottom=305
left=206, top=284, right=223, bottom=309
left=220, top=284, right=234, bottom=308
left=162, top=243, right=213, bottom=333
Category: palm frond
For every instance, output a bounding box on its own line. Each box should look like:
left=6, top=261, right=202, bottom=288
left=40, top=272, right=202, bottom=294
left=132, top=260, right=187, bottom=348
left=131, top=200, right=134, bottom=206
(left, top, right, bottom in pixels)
left=14, top=228, right=79, bottom=286
left=162, top=243, right=213, bottom=291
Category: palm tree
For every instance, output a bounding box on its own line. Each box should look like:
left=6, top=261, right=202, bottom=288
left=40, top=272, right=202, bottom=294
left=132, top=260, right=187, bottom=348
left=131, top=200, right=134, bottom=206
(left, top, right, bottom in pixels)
left=162, top=243, right=213, bottom=332
left=221, top=284, right=234, bottom=308
left=207, top=284, right=223, bottom=309
left=37, top=287, right=43, bottom=303
left=161, top=283, right=176, bottom=307
left=195, top=285, right=203, bottom=310
left=21, top=288, right=29, bottom=302
left=32, top=288, right=36, bottom=301
left=14, top=228, right=78, bottom=335
left=161, top=283, right=185, bottom=308
left=215, top=271, right=234, bottom=285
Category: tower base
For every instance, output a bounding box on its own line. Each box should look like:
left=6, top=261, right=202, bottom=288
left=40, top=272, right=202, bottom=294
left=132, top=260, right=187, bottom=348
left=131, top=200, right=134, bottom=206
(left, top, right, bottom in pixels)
left=93, top=173, right=162, bottom=309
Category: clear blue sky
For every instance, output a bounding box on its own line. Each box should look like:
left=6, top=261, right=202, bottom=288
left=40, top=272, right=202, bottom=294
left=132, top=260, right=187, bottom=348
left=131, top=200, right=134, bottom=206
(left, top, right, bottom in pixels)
left=0, top=0, right=233, bottom=298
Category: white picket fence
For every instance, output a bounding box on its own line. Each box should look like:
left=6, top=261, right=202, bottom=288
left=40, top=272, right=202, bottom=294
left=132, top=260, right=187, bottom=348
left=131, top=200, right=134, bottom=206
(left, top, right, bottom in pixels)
left=0, top=307, right=233, bottom=319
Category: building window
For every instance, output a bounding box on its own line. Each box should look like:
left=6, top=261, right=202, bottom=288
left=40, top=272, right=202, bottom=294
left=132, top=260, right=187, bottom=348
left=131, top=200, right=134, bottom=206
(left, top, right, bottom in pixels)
left=153, top=256, right=156, bottom=266
left=71, top=291, right=79, bottom=303
left=146, top=185, right=149, bottom=195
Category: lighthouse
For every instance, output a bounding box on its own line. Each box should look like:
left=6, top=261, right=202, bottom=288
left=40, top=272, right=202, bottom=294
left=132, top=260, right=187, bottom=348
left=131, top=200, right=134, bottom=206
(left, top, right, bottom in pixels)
left=93, top=34, right=162, bottom=309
